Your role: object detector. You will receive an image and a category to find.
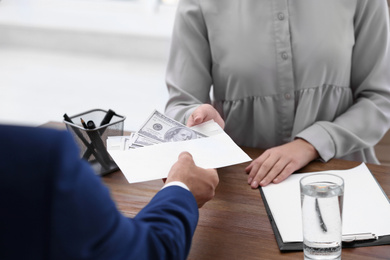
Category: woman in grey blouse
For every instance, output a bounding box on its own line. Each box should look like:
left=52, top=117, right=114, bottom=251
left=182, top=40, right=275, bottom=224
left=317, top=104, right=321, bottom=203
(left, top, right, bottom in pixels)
left=165, top=0, right=390, bottom=187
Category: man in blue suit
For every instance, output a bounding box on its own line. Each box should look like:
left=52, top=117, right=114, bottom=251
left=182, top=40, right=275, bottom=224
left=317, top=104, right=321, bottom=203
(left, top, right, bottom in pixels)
left=0, top=124, right=219, bottom=260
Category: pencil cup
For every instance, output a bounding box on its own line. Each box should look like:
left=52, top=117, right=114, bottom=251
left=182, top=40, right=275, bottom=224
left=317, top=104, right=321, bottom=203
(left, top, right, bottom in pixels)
left=300, top=174, right=344, bottom=260
left=64, top=109, right=126, bottom=176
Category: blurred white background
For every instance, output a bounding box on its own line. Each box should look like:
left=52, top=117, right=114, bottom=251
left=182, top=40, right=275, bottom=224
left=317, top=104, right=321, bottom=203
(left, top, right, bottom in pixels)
left=0, top=0, right=178, bottom=131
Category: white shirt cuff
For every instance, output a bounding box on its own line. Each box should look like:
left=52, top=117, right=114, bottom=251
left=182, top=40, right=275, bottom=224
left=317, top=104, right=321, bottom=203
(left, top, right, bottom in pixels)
left=162, top=181, right=190, bottom=191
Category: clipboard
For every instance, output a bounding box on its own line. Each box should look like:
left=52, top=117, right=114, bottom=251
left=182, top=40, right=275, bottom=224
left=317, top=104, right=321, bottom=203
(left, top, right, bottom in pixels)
left=258, top=163, right=390, bottom=252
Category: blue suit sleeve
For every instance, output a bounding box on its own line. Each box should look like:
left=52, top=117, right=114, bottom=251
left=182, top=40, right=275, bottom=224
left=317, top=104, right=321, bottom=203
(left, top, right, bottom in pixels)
left=50, top=131, right=199, bottom=260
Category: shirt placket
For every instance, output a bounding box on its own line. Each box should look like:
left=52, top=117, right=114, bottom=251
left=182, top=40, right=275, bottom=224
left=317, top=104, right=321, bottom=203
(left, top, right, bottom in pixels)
left=272, top=0, right=295, bottom=143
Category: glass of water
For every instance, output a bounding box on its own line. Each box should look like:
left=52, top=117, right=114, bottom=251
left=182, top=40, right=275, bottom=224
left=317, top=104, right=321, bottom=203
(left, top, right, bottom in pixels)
left=300, top=174, right=344, bottom=260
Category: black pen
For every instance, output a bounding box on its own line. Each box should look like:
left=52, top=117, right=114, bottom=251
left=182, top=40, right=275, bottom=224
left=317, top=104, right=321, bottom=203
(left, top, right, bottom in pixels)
left=98, top=109, right=115, bottom=135
left=87, top=120, right=96, bottom=130
left=82, top=120, right=99, bottom=160
left=315, top=198, right=328, bottom=232
left=85, top=120, right=112, bottom=166
left=63, top=113, right=74, bottom=124
left=81, top=119, right=95, bottom=160
left=100, top=109, right=116, bottom=126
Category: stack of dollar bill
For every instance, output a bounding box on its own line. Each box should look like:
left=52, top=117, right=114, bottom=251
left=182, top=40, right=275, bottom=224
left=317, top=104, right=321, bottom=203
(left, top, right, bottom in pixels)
left=127, top=110, right=207, bottom=149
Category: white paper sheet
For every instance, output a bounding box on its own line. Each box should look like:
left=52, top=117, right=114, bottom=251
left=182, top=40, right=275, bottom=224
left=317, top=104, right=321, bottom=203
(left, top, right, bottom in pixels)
left=107, top=122, right=251, bottom=183
left=261, top=163, right=390, bottom=243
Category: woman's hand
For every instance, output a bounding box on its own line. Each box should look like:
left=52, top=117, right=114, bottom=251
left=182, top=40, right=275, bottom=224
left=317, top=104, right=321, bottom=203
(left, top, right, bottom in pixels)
left=245, top=139, right=319, bottom=188
left=186, top=104, right=225, bottom=129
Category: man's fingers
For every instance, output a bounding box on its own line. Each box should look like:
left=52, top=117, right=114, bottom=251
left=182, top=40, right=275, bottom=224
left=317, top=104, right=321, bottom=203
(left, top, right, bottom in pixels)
left=178, top=151, right=193, bottom=160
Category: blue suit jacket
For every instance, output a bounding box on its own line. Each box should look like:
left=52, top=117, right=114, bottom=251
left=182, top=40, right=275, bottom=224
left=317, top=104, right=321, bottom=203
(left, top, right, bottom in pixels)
left=0, top=125, right=199, bottom=260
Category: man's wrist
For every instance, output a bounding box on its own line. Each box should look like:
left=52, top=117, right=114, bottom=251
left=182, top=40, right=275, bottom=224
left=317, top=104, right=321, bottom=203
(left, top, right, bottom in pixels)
left=162, top=181, right=190, bottom=191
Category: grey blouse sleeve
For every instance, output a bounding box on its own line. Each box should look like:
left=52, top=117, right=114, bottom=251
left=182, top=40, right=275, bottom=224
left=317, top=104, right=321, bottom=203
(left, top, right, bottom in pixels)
left=297, top=0, right=390, bottom=161
left=165, top=0, right=213, bottom=124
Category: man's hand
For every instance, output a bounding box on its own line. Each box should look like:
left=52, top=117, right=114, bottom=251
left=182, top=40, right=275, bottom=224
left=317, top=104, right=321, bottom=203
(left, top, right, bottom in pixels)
left=245, top=139, right=319, bottom=188
left=166, top=152, right=219, bottom=208
left=186, top=104, right=225, bottom=129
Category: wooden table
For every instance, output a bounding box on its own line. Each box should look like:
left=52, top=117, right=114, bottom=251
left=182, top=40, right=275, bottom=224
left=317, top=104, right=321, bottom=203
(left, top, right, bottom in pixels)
left=102, top=146, right=390, bottom=260
left=43, top=122, right=390, bottom=259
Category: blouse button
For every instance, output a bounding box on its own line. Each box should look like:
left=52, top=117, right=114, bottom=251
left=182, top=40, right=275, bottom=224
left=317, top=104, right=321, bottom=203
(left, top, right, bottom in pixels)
left=284, top=93, right=291, bottom=100
left=281, top=52, right=289, bottom=60
left=277, top=12, right=285, bottom=20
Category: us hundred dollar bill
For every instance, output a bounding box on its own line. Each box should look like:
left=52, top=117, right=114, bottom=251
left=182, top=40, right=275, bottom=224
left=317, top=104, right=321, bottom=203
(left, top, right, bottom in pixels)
left=137, top=110, right=206, bottom=144
left=129, top=132, right=161, bottom=148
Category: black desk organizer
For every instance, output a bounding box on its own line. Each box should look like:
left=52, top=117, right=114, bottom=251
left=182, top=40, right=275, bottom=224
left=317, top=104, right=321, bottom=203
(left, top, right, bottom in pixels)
left=64, top=109, right=126, bottom=176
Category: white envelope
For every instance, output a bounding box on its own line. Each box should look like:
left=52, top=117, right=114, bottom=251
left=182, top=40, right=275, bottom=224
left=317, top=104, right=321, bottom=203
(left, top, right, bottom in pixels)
left=107, top=121, right=252, bottom=183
